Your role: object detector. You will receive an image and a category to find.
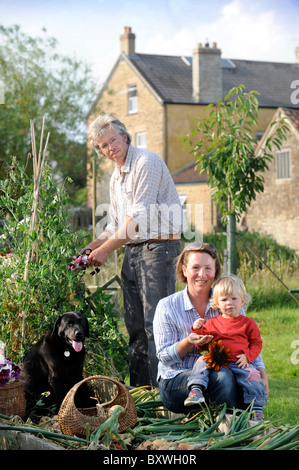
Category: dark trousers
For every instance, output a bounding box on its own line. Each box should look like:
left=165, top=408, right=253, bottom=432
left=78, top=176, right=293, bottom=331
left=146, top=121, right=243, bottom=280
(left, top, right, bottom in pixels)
left=121, top=240, right=181, bottom=387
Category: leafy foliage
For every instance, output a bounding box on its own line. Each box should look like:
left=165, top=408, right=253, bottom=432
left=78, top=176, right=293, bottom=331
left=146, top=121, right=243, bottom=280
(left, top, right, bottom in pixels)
left=182, top=85, right=290, bottom=221
left=0, top=25, right=96, bottom=196
left=205, top=231, right=299, bottom=275
left=0, top=157, right=128, bottom=380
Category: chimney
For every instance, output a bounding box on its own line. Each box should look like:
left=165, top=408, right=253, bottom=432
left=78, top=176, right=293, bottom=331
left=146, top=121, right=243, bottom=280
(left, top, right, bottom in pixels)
left=192, top=41, right=222, bottom=103
left=120, top=26, right=135, bottom=57
left=295, top=41, right=299, bottom=63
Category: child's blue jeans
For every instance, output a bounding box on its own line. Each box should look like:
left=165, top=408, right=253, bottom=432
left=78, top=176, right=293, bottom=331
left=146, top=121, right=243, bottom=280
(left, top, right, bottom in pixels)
left=188, top=357, right=267, bottom=408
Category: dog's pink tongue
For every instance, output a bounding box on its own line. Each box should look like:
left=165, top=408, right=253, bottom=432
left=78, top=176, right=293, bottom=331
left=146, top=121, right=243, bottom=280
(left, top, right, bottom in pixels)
left=72, top=341, right=83, bottom=352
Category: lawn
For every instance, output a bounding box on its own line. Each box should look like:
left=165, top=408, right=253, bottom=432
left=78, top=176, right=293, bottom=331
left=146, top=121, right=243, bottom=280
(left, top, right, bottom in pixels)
left=248, top=287, right=299, bottom=426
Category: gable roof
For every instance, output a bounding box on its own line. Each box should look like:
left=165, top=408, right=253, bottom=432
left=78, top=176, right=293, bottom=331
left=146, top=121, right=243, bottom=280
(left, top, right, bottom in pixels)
left=129, top=54, right=193, bottom=104
left=129, top=53, right=299, bottom=108
left=172, top=161, right=208, bottom=184
left=283, top=107, right=299, bottom=133
left=222, top=60, right=299, bottom=109
left=89, top=50, right=299, bottom=116
left=254, top=106, right=299, bottom=156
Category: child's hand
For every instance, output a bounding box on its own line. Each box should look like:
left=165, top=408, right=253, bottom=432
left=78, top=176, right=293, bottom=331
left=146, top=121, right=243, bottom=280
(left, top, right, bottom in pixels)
left=236, top=353, right=249, bottom=369
left=193, top=317, right=205, bottom=331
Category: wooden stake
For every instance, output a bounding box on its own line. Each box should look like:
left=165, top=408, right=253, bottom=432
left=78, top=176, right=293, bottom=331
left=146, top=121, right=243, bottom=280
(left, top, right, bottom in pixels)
left=22, top=117, right=50, bottom=350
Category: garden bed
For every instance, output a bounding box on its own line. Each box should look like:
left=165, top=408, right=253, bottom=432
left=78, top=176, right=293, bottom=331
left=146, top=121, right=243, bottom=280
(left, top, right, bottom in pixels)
left=1, top=388, right=299, bottom=451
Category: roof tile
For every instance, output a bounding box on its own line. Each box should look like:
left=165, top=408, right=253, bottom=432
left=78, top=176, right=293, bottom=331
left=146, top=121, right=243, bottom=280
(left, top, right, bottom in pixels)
left=129, top=53, right=299, bottom=108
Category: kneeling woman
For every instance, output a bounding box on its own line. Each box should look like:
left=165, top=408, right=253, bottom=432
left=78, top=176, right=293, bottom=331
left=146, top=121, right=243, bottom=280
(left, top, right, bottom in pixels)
left=153, top=242, right=269, bottom=414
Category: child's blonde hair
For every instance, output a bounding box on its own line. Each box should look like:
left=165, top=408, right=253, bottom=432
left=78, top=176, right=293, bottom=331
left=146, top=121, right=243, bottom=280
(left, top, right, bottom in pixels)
left=211, top=274, right=252, bottom=310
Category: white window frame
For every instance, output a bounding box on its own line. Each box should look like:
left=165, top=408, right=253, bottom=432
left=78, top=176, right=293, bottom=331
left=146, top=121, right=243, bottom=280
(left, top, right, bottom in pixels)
left=136, top=132, right=147, bottom=149
left=276, top=149, right=291, bottom=179
left=128, top=85, right=138, bottom=114
left=178, top=194, right=187, bottom=221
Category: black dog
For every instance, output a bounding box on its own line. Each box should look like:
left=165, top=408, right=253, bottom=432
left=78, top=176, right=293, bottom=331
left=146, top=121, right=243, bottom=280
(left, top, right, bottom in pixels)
left=22, top=312, right=94, bottom=412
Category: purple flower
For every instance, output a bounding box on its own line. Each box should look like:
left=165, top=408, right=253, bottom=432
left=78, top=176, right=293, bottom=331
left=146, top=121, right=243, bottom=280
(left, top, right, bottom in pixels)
left=0, top=368, right=10, bottom=386
left=68, top=254, right=88, bottom=271
left=0, top=358, right=21, bottom=386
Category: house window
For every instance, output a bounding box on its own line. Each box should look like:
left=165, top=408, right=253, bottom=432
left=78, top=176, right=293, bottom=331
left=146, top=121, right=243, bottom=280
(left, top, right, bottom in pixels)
left=136, top=132, right=147, bottom=148
left=276, top=150, right=290, bottom=179
left=178, top=194, right=187, bottom=220
left=128, top=85, right=138, bottom=114
left=255, top=131, right=264, bottom=141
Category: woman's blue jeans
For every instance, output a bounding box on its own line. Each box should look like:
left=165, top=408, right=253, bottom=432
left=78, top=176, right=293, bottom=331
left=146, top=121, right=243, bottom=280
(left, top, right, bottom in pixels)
left=158, top=368, right=242, bottom=414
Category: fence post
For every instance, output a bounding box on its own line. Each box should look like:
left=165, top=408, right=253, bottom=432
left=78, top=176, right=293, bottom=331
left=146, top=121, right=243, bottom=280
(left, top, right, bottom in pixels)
left=226, top=214, right=237, bottom=274
left=92, top=157, right=97, bottom=240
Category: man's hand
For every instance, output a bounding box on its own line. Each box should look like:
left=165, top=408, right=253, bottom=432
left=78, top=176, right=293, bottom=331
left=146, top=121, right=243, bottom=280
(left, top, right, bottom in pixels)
left=87, top=246, right=109, bottom=267
left=86, top=216, right=137, bottom=268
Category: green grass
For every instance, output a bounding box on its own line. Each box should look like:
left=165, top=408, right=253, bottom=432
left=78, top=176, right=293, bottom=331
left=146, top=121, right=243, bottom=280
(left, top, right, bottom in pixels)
left=247, top=284, right=299, bottom=426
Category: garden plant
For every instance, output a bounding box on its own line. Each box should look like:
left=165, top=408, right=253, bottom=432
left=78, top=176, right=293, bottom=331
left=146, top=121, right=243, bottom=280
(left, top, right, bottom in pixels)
left=182, top=85, right=290, bottom=273
left=0, top=154, right=128, bottom=380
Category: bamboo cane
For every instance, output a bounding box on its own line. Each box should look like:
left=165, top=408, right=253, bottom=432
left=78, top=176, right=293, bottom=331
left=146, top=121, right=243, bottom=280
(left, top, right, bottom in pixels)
left=21, top=117, right=50, bottom=350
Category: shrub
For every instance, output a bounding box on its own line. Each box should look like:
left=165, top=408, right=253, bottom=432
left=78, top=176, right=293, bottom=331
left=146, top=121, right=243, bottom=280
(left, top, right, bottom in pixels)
left=0, top=157, right=128, bottom=380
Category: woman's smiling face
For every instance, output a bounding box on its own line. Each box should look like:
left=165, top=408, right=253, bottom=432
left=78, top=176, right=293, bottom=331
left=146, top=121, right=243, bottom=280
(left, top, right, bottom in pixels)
left=182, top=251, right=216, bottom=295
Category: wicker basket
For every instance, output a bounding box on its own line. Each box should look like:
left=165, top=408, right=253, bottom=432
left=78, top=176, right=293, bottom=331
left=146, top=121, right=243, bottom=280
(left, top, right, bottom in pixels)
left=58, top=375, right=137, bottom=437
left=0, top=380, right=26, bottom=419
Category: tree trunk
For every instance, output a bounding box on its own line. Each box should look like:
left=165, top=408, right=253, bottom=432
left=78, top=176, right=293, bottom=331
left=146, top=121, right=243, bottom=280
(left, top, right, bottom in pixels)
left=226, top=214, right=237, bottom=274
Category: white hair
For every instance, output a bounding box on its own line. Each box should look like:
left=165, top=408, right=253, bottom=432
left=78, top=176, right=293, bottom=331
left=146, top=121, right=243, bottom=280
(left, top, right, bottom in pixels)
left=88, top=114, right=131, bottom=155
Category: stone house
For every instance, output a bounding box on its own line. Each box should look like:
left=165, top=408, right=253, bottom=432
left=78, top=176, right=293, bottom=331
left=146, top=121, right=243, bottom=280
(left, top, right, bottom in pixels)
left=172, top=162, right=218, bottom=237
left=243, top=107, right=299, bottom=252
left=87, top=26, right=299, bottom=237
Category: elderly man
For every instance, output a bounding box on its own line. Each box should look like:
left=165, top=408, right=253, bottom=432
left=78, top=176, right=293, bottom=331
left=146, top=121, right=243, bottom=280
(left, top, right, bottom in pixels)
left=85, top=114, right=185, bottom=387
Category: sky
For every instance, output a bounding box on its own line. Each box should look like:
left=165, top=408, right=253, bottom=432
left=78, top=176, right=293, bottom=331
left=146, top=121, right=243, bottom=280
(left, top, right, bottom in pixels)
left=1, top=0, right=299, bottom=89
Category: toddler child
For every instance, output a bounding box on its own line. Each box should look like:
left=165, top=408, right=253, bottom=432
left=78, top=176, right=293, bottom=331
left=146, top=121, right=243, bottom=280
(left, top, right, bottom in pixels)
left=184, top=274, right=267, bottom=420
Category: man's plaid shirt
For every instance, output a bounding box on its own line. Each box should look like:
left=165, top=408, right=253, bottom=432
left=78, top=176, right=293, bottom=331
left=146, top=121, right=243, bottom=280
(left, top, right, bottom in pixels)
left=105, top=145, right=186, bottom=242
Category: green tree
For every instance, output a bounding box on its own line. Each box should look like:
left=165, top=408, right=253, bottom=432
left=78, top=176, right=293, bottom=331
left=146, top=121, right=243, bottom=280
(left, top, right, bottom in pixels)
left=183, top=85, right=290, bottom=273
left=0, top=25, right=96, bottom=199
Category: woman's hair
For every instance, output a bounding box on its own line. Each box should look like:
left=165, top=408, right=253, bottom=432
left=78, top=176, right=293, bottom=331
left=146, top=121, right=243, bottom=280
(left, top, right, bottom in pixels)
left=87, top=113, right=132, bottom=155
left=176, top=241, right=221, bottom=284
left=211, top=274, right=252, bottom=310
